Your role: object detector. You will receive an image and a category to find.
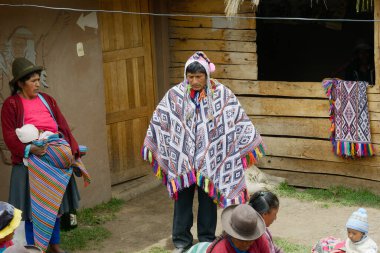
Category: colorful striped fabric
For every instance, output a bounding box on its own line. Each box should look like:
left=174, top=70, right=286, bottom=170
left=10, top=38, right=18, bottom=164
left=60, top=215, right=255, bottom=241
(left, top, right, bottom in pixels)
left=27, top=134, right=90, bottom=251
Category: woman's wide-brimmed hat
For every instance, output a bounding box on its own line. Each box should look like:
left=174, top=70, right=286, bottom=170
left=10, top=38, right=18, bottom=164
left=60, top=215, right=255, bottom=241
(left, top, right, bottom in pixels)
left=221, top=204, right=266, bottom=241
left=9, top=57, right=43, bottom=85
left=0, top=201, right=22, bottom=239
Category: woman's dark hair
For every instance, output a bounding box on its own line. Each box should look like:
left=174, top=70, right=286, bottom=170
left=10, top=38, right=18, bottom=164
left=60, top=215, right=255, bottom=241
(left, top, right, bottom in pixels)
left=248, top=191, right=279, bottom=215
left=186, top=61, right=207, bottom=75
left=10, top=70, right=41, bottom=96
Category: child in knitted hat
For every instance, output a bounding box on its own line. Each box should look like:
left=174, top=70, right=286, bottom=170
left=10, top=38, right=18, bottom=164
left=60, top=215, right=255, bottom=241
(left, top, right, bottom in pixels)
left=0, top=202, right=22, bottom=253
left=345, top=208, right=378, bottom=253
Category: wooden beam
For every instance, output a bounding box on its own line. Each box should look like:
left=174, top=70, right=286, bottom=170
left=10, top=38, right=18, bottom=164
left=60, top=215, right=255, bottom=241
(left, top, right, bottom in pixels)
left=251, top=116, right=330, bottom=139
left=224, top=80, right=380, bottom=97
left=169, top=16, right=256, bottom=29
left=226, top=80, right=325, bottom=98
left=170, top=65, right=257, bottom=80
left=262, top=136, right=380, bottom=164
left=240, top=97, right=328, bottom=117
left=103, top=47, right=145, bottom=62
left=262, top=169, right=380, bottom=194
left=169, top=27, right=256, bottom=41
left=171, top=51, right=257, bottom=65
left=375, top=0, right=380, bottom=88
left=170, top=39, right=257, bottom=52
left=169, top=0, right=254, bottom=14
left=259, top=156, right=380, bottom=181
left=106, top=107, right=149, bottom=124
left=251, top=116, right=380, bottom=143
left=240, top=97, right=380, bottom=117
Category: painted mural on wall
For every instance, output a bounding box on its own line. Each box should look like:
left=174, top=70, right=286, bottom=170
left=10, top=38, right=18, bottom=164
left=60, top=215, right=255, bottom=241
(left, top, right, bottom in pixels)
left=0, top=11, right=73, bottom=165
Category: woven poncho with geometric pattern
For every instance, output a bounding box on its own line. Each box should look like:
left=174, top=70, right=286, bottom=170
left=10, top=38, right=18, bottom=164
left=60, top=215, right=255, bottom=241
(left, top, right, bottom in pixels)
left=142, top=79, right=265, bottom=207
left=322, top=79, right=374, bottom=158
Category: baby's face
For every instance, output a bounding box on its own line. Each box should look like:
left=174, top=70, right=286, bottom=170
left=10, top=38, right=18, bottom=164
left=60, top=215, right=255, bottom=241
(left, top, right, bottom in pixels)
left=347, top=228, right=364, bottom=243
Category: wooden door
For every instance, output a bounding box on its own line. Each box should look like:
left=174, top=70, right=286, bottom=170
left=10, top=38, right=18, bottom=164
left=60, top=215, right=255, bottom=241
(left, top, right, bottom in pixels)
left=99, top=0, right=155, bottom=185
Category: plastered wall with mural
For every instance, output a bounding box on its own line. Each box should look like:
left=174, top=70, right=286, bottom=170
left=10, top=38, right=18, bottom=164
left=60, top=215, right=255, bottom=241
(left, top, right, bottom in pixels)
left=0, top=0, right=112, bottom=208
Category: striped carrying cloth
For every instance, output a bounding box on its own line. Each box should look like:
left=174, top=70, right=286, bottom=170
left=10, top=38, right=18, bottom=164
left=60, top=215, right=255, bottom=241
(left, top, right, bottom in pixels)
left=323, top=79, right=374, bottom=158
left=27, top=134, right=90, bottom=251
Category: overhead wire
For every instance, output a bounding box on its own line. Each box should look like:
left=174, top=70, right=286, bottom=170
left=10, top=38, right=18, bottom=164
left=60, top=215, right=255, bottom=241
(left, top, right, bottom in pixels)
left=0, top=3, right=378, bottom=23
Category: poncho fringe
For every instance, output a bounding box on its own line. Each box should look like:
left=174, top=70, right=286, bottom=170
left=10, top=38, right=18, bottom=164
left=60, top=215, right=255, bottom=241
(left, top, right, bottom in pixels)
left=141, top=142, right=265, bottom=207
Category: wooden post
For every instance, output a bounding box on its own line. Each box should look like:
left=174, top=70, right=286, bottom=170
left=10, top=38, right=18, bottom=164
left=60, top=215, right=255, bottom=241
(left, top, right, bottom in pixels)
left=374, top=0, right=380, bottom=91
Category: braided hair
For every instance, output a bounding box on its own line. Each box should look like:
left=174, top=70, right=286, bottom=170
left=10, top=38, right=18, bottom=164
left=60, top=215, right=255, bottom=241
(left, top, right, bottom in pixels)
left=248, top=191, right=279, bottom=215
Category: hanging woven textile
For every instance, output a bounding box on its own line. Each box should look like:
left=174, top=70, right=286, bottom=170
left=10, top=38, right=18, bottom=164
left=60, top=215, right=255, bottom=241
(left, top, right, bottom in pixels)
left=322, top=79, right=374, bottom=158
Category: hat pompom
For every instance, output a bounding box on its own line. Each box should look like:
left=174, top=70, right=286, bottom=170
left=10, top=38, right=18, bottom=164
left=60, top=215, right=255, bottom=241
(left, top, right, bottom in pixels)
left=209, top=63, right=216, bottom=73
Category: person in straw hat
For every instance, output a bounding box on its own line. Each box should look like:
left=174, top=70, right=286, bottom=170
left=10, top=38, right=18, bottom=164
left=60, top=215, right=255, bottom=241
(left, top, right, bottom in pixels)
left=1, top=57, right=88, bottom=253
left=0, top=202, right=22, bottom=253
left=187, top=204, right=270, bottom=253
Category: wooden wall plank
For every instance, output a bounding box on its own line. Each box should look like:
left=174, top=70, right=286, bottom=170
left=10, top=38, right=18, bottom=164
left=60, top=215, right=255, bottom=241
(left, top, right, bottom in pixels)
left=170, top=39, right=257, bottom=52
left=252, top=116, right=380, bottom=144
left=171, top=51, right=257, bottom=65
left=169, top=27, right=256, bottom=41
left=259, top=156, right=380, bottom=181
left=241, top=97, right=328, bottom=117
left=169, top=17, right=256, bottom=29
left=170, top=64, right=257, bottom=80
left=262, top=169, right=380, bottom=194
left=103, top=47, right=145, bottom=63
left=263, top=136, right=380, bottom=164
left=116, top=59, right=128, bottom=111
left=224, top=80, right=380, bottom=97
left=241, top=97, right=380, bottom=117
left=251, top=116, right=330, bottom=139
left=375, top=0, right=380, bottom=88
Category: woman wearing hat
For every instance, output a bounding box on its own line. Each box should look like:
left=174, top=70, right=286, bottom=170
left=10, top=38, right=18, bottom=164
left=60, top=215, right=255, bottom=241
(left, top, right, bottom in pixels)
left=1, top=58, right=81, bottom=253
left=187, top=204, right=270, bottom=253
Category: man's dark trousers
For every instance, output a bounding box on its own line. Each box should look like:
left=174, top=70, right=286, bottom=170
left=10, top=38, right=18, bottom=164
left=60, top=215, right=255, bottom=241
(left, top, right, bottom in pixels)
left=172, top=184, right=217, bottom=249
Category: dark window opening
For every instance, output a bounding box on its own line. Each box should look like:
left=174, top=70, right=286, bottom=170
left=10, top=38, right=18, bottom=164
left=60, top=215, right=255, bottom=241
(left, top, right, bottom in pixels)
left=256, top=0, right=374, bottom=83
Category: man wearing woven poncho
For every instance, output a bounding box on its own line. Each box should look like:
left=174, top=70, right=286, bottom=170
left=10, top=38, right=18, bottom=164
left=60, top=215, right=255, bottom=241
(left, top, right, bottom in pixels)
left=142, top=51, right=266, bottom=253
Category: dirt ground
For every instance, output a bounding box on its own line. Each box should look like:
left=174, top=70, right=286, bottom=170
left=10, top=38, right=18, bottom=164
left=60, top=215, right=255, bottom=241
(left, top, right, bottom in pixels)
left=76, top=186, right=380, bottom=253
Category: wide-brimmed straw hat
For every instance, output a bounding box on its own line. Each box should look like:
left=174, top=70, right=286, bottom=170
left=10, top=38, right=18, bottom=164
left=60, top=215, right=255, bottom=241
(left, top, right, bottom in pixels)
left=0, top=202, right=22, bottom=239
left=9, top=58, right=43, bottom=85
left=221, top=204, right=266, bottom=241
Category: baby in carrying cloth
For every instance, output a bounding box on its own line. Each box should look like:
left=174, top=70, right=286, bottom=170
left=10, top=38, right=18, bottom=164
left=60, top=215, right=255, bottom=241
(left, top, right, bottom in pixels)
left=15, top=123, right=88, bottom=178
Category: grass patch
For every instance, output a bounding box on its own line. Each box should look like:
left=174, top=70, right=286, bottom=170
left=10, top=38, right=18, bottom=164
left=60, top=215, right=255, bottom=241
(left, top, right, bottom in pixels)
left=146, top=247, right=170, bottom=253
left=77, top=198, right=125, bottom=226
left=61, top=226, right=111, bottom=251
left=275, top=182, right=380, bottom=208
left=61, top=198, right=125, bottom=251
left=274, top=238, right=309, bottom=253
